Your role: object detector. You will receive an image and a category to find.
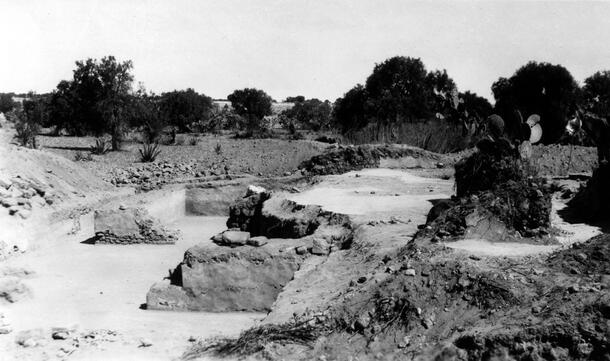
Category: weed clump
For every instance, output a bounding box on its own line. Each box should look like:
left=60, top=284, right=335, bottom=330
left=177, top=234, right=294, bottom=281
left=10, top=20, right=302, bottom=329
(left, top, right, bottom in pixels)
left=139, top=143, right=161, bottom=162
left=182, top=321, right=321, bottom=360
left=90, top=138, right=110, bottom=155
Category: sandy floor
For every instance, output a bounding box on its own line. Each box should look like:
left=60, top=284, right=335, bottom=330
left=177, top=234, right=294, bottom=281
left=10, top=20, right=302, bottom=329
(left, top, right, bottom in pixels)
left=0, top=215, right=263, bottom=360
left=287, top=168, right=453, bottom=221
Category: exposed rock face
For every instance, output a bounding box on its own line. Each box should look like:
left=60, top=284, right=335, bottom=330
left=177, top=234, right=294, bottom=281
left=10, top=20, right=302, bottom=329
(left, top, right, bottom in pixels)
left=93, top=207, right=178, bottom=244
left=147, top=244, right=302, bottom=312
left=227, top=191, right=351, bottom=243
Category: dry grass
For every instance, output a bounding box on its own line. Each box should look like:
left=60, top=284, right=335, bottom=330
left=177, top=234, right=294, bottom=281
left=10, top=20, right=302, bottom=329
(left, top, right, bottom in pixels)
left=181, top=321, right=321, bottom=360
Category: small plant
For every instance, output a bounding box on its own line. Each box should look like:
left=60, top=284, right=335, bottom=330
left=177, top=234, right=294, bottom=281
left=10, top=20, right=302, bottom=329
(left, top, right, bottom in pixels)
left=189, top=136, right=199, bottom=146
left=139, top=143, right=162, bottom=162
left=214, top=142, right=222, bottom=155
left=90, top=138, right=110, bottom=155
left=74, top=151, right=93, bottom=162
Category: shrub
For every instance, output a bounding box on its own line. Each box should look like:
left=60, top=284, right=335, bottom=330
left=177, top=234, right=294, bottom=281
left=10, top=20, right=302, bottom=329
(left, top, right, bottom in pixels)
left=90, top=138, right=110, bottom=155
left=214, top=142, right=222, bottom=155
left=139, top=143, right=161, bottom=162
left=11, top=109, right=40, bottom=148
left=189, top=136, right=199, bottom=146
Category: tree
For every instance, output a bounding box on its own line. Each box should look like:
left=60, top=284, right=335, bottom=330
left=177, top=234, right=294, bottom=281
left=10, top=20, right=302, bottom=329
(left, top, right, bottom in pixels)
left=583, top=71, right=610, bottom=117
left=227, top=88, right=273, bottom=131
left=365, top=56, right=440, bottom=124
left=285, top=95, right=305, bottom=103
left=46, top=56, right=134, bottom=149
left=0, top=94, right=16, bottom=114
left=333, top=84, right=368, bottom=132
left=48, top=80, right=77, bottom=135
left=492, top=61, right=580, bottom=143
left=282, top=98, right=332, bottom=131
left=95, top=56, right=134, bottom=150
left=460, top=91, right=493, bottom=120
left=159, top=88, right=213, bottom=132
left=127, top=85, right=165, bottom=143
left=13, top=94, right=45, bottom=148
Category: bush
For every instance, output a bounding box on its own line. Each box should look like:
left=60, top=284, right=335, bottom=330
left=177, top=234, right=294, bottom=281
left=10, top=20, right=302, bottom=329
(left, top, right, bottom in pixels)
left=214, top=142, right=222, bottom=155
left=139, top=143, right=161, bottom=162
left=90, top=138, right=110, bottom=155
left=11, top=110, right=40, bottom=148
left=189, top=136, right=199, bottom=146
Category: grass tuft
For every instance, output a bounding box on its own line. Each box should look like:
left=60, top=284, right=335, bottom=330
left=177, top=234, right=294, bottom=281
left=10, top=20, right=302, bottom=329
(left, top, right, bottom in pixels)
left=90, top=137, right=110, bottom=155
left=139, top=143, right=162, bottom=162
left=181, top=321, right=320, bottom=360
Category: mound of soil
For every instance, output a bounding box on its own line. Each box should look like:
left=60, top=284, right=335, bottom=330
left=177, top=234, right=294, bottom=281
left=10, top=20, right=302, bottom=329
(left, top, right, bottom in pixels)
left=563, top=164, right=610, bottom=226
left=427, top=140, right=552, bottom=239
left=532, top=143, right=598, bottom=176
left=194, top=233, right=610, bottom=361
left=298, top=144, right=443, bottom=176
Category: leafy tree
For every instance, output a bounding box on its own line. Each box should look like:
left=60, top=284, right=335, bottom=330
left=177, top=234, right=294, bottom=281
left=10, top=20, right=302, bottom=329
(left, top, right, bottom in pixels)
left=0, top=94, right=16, bottom=114
left=95, top=56, right=134, bottom=150
left=227, top=88, right=273, bottom=131
left=333, top=84, right=368, bottom=133
left=285, top=95, right=305, bottom=103
left=365, top=56, right=439, bottom=124
left=46, top=56, right=134, bottom=149
left=13, top=95, right=45, bottom=148
left=492, top=61, right=580, bottom=143
left=282, top=98, right=332, bottom=131
left=583, top=71, right=610, bottom=117
left=48, top=80, right=77, bottom=135
left=128, top=86, right=165, bottom=143
left=159, top=88, right=213, bottom=132
left=460, top=91, right=493, bottom=119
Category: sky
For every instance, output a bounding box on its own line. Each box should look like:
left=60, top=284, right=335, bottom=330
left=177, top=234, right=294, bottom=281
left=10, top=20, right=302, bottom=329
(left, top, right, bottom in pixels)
left=2, top=0, right=610, bottom=102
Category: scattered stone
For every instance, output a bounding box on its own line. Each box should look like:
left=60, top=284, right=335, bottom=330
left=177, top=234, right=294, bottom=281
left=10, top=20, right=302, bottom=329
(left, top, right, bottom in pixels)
left=52, top=329, right=70, bottom=340
left=221, top=231, right=250, bottom=247
left=246, top=185, right=266, bottom=197
left=311, top=238, right=330, bottom=255
left=247, top=236, right=268, bottom=247
left=295, top=246, right=308, bottom=255
left=139, top=338, right=153, bottom=347
left=404, top=269, right=416, bottom=276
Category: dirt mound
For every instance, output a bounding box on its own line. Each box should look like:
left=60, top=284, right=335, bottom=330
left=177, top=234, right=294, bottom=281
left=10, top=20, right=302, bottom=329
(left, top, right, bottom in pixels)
left=425, top=141, right=552, bottom=241
left=548, top=233, right=610, bottom=275
left=190, top=231, right=610, bottom=361
left=531, top=143, right=598, bottom=176
left=298, top=144, right=444, bottom=176
left=562, top=164, right=610, bottom=226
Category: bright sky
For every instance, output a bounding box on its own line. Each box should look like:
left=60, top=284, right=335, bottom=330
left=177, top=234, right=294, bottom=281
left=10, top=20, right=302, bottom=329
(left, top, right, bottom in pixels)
left=2, top=1, right=610, bottom=102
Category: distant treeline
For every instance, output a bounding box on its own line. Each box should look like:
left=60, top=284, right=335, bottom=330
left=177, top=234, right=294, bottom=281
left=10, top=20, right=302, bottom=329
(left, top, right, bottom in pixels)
left=3, top=55, right=609, bottom=150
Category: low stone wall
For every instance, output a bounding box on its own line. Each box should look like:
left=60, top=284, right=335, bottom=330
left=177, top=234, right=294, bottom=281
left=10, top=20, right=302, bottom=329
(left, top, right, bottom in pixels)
left=93, top=207, right=178, bottom=245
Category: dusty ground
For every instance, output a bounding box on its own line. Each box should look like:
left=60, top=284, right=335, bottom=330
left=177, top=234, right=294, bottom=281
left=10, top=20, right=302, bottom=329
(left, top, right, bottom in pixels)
left=1, top=120, right=607, bottom=361
left=37, top=134, right=327, bottom=179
